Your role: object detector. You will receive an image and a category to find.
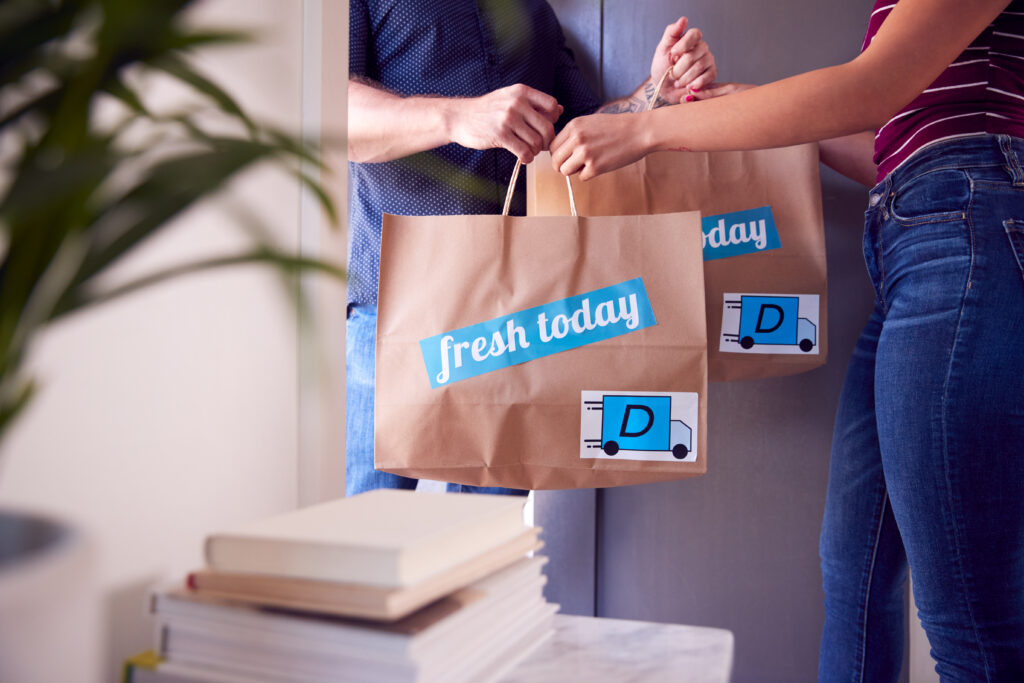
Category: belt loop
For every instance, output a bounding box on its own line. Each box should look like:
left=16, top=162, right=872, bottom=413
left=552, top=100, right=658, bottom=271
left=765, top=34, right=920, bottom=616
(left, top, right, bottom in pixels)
left=999, top=134, right=1024, bottom=187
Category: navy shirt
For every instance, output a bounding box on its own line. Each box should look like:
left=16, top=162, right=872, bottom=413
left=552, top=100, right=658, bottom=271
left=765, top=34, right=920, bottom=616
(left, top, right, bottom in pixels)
left=348, top=0, right=602, bottom=306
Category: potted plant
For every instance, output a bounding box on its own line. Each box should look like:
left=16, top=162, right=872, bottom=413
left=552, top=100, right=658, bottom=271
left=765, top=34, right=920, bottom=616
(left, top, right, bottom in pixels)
left=0, top=1, right=340, bottom=680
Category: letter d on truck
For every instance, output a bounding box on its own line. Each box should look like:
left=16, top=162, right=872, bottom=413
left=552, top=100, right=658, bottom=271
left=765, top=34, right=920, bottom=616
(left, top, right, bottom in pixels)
left=591, top=395, right=691, bottom=459
left=720, top=294, right=819, bottom=354
left=581, top=391, right=699, bottom=462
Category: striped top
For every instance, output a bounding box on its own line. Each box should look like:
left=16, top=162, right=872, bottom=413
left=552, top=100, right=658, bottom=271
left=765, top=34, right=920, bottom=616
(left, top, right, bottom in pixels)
left=865, top=1, right=1024, bottom=180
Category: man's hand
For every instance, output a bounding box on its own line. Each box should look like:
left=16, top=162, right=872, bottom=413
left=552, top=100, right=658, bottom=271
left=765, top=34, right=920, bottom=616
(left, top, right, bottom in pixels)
left=348, top=79, right=561, bottom=164
left=445, top=84, right=563, bottom=164
left=651, top=17, right=717, bottom=105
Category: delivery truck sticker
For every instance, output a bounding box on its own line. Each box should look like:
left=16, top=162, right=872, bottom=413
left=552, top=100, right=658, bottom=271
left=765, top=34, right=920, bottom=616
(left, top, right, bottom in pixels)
left=580, top=391, right=698, bottom=462
left=719, top=293, right=820, bottom=355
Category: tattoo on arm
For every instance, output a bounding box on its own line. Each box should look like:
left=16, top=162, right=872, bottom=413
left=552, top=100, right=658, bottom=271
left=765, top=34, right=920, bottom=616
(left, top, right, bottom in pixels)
left=597, top=94, right=645, bottom=114
left=646, top=81, right=673, bottom=109
left=597, top=81, right=672, bottom=114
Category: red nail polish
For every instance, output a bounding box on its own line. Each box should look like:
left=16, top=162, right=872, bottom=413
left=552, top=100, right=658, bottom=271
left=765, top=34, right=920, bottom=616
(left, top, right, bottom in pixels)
left=691, top=87, right=700, bottom=92
left=685, top=95, right=694, bottom=102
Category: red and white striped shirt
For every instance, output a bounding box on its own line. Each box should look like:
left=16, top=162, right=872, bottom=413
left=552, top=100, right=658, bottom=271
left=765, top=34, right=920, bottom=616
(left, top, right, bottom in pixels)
left=865, top=1, right=1024, bottom=180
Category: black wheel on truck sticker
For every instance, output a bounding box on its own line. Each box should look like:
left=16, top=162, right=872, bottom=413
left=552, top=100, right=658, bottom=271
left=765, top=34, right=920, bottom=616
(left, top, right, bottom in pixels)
left=740, top=336, right=754, bottom=349
left=672, top=444, right=689, bottom=460
left=799, top=339, right=814, bottom=352
left=603, top=441, right=619, bottom=456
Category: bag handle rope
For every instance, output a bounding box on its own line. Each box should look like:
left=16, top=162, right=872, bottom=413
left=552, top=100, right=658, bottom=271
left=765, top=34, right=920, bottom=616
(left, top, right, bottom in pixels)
left=502, top=158, right=577, bottom=217
left=500, top=65, right=676, bottom=217
left=648, top=67, right=674, bottom=112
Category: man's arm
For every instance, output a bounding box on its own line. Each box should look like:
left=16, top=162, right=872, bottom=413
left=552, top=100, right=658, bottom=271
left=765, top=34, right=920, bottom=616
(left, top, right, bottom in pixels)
left=348, top=79, right=562, bottom=165
left=597, top=17, right=716, bottom=114
left=597, top=79, right=670, bottom=114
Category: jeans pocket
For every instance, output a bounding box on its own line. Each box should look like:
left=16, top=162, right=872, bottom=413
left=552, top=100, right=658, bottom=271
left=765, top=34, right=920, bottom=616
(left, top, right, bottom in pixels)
left=1003, top=219, right=1024, bottom=283
left=890, top=168, right=970, bottom=226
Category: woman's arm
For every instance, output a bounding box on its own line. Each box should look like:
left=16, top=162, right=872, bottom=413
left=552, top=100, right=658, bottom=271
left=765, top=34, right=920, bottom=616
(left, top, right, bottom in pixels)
left=551, top=0, right=1009, bottom=180
left=820, top=131, right=878, bottom=188
left=696, top=83, right=880, bottom=187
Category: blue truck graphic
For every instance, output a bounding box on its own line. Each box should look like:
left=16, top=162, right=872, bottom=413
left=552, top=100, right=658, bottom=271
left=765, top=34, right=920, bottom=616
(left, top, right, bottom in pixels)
left=722, top=295, right=816, bottom=352
left=583, top=395, right=692, bottom=459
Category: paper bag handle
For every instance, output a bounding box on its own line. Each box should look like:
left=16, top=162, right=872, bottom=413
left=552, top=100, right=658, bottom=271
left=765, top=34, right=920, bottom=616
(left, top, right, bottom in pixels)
left=647, top=68, right=674, bottom=112
left=499, top=69, right=676, bottom=217
left=502, top=158, right=578, bottom=217
left=500, top=67, right=671, bottom=218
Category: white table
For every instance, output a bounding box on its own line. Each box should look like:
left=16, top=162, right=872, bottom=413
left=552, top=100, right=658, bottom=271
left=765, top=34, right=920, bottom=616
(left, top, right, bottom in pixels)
left=502, top=614, right=734, bottom=683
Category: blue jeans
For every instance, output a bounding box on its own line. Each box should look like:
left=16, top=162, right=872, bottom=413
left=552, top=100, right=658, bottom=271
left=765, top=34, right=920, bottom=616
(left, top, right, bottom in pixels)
left=818, top=135, right=1024, bottom=681
left=345, top=304, right=527, bottom=497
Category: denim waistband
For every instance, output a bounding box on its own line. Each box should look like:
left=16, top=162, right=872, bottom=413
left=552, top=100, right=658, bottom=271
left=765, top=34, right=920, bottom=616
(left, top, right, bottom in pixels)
left=871, top=133, right=1024, bottom=198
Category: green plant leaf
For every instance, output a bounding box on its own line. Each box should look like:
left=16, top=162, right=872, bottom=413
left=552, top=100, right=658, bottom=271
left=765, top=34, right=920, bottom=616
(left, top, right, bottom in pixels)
left=60, top=248, right=345, bottom=317
left=0, top=0, right=83, bottom=85
left=265, top=129, right=324, bottom=169
left=150, top=53, right=257, bottom=136
left=0, top=0, right=343, bottom=452
left=102, top=75, right=150, bottom=117
left=296, top=169, right=339, bottom=226
left=161, top=29, right=253, bottom=53
left=0, top=143, right=116, bottom=355
left=69, top=138, right=279, bottom=290
left=0, top=87, right=63, bottom=133
left=0, top=376, right=36, bottom=445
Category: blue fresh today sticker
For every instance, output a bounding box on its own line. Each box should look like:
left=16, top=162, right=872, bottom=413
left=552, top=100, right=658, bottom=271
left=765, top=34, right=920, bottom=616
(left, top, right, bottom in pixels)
left=701, top=206, right=782, bottom=261
left=420, top=278, right=657, bottom=388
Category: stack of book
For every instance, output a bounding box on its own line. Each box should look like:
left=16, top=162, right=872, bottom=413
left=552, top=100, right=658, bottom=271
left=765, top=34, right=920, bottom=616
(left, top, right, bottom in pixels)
left=124, top=490, right=554, bottom=683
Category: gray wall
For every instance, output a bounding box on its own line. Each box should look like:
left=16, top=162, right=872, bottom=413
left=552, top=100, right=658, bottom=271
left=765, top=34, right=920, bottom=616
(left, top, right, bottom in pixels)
left=536, top=2, right=879, bottom=681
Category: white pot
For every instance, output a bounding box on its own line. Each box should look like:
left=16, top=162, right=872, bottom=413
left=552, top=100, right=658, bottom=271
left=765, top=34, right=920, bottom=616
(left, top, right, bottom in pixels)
left=0, top=509, right=101, bottom=683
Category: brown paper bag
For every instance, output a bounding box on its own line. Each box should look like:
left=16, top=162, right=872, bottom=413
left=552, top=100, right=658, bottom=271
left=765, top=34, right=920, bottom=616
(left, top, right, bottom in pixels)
left=375, top=167, right=708, bottom=490
left=527, top=144, right=828, bottom=382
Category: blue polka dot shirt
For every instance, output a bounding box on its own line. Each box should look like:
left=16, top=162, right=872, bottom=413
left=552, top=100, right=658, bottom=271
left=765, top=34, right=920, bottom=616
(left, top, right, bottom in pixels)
left=348, top=0, right=602, bottom=307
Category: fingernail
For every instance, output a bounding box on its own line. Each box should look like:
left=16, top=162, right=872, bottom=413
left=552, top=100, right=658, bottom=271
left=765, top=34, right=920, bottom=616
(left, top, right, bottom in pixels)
left=691, top=87, right=700, bottom=92
left=685, top=95, right=694, bottom=102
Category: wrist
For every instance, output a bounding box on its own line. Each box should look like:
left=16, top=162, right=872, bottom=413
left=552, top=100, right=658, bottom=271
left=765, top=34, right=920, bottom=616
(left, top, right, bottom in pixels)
left=639, top=110, right=661, bottom=155
left=422, top=96, right=458, bottom=146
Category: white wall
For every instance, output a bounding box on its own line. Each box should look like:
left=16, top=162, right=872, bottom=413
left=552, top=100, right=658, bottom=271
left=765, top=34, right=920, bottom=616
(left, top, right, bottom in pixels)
left=0, top=1, right=347, bottom=678
left=308, top=0, right=350, bottom=504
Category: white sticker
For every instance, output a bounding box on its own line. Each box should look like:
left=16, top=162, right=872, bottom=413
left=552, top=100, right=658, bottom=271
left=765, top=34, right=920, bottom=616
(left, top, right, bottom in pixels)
left=719, top=293, right=820, bottom=355
left=580, top=391, right=698, bottom=462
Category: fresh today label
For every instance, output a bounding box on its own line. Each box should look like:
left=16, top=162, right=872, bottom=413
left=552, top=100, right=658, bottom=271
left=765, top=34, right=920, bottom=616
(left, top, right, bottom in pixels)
left=702, top=206, right=781, bottom=261
left=421, top=278, right=657, bottom=388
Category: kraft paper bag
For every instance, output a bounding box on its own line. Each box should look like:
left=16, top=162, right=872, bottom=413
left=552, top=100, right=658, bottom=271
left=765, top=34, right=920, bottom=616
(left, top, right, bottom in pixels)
left=375, top=173, right=708, bottom=490
left=527, top=144, right=828, bottom=382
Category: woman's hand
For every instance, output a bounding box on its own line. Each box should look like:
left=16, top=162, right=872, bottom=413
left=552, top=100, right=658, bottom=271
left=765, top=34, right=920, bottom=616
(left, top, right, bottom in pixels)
left=650, top=17, right=717, bottom=104
left=550, top=112, right=651, bottom=180
left=689, top=82, right=756, bottom=100
left=550, top=80, right=762, bottom=180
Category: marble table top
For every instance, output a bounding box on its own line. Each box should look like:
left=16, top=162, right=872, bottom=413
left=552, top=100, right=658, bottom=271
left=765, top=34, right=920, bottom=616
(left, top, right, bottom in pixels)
left=501, top=614, right=734, bottom=683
